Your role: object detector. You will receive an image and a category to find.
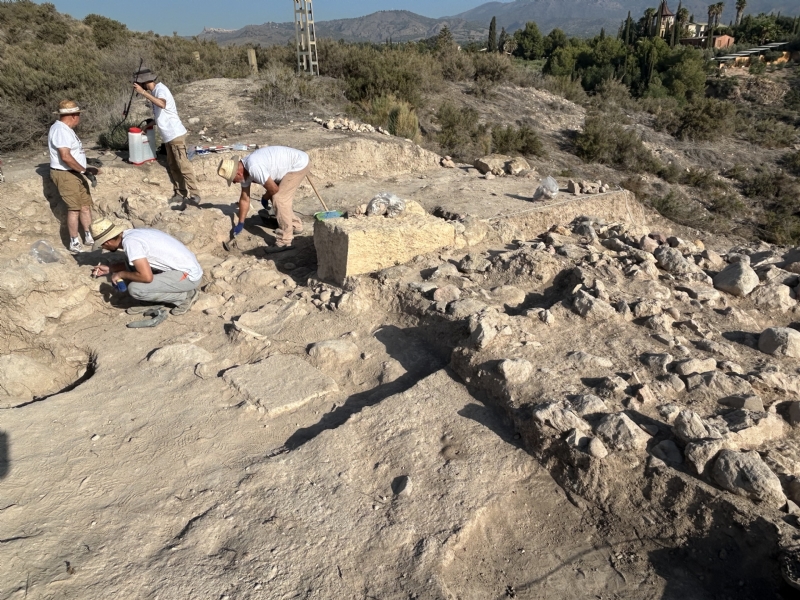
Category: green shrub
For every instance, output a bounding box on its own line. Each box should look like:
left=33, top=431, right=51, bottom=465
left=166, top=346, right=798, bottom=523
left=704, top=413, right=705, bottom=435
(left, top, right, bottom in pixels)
left=472, top=52, right=512, bottom=97
left=786, top=88, right=800, bottom=111
left=657, top=161, right=682, bottom=183
left=740, top=169, right=799, bottom=206
left=491, top=123, right=545, bottom=157
left=763, top=213, right=800, bottom=245
left=708, top=190, right=747, bottom=219
left=736, top=116, right=797, bottom=149
left=781, top=151, right=800, bottom=177
left=254, top=63, right=343, bottom=112
left=748, top=59, right=766, bottom=75
left=655, top=97, right=736, bottom=141
left=84, top=14, right=129, bottom=49
left=538, top=75, right=587, bottom=104
left=439, top=48, right=475, bottom=82
left=387, top=103, right=420, bottom=142
left=706, top=76, right=739, bottom=100
left=576, top=115, right=661, bottom=173
left=435, top=101, right=490, bottom=161
left=682, top=167, right=727, bottom=190
left=649, top=189, right=700, bottom=225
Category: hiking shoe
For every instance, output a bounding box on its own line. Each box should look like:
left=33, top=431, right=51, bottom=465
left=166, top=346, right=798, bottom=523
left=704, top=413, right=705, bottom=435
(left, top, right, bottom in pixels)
left=169, top=193, right=185, bottom=203
left=263, top=243, right=294, bottom=254
left=188, top=195, right=201, bottom=205
left=84, top=232, right=94, bottom=246
left=126, top=304, right=165, bottom=315
left=170, top=288, right=200, bottom=315
left=68, top=239, right=82, bottom=253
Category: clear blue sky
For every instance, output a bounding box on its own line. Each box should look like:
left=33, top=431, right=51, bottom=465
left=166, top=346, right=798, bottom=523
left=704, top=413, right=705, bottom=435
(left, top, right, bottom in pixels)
left=44, top=0, right=497, bottom=36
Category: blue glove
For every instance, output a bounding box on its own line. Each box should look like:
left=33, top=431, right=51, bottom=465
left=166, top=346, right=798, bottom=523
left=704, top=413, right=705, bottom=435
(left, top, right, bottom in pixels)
left=233, top=222, right=244, bottom=236
left=261, top=197, right=270, bottom=211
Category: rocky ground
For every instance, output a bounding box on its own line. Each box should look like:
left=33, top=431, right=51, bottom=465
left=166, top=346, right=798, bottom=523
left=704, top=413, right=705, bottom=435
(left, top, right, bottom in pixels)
left=2, top=77, right=800, bottom=599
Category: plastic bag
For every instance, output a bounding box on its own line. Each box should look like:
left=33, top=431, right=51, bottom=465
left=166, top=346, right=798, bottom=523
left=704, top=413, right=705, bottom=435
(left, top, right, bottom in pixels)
left=30, top=240, right=59, bottom=263
left=533, top=176, right=559, bottom=201
left=366, top=192, right=406, bottom=218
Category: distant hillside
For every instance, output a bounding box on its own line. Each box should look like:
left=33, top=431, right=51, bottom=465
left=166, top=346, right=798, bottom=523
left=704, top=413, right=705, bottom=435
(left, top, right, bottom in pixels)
left=198, top=0, right=799, bottom=46
left=198, top=10, right=488, bottom=46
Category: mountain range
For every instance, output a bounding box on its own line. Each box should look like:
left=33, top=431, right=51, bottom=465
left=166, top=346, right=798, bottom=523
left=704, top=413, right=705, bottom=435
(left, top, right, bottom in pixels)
left=197, top=0, right=799, bottom=46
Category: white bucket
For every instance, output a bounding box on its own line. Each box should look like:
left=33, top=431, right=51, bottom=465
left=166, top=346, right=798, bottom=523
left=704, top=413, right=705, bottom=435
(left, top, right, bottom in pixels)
left=128, top=127, right=156, bottom=165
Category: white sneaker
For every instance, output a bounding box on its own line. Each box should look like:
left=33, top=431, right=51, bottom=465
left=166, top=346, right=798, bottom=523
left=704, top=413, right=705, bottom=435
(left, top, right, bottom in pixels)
left=69, top=239, right=82, bottom=253
left=84, top=233, right=94, bottom=246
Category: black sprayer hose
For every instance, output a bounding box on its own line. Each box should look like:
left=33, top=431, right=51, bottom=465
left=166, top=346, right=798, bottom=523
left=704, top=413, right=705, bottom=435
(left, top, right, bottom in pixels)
left=109, top=58, right=144, bottom=141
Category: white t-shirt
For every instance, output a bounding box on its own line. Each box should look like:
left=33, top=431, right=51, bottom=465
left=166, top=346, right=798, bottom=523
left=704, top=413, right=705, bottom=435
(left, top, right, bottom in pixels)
left=152, top=83, right=187, bottom=143
left=121, top=228, right=203, bottom=282
left=48, top=120, right=86, bottom=171
left=242, top=146, right=309, bottom=187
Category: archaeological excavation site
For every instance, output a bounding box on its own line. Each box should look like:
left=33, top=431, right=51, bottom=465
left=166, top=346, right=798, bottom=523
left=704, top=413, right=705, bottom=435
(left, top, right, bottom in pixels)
left=3, top=79, right=800, bottom=600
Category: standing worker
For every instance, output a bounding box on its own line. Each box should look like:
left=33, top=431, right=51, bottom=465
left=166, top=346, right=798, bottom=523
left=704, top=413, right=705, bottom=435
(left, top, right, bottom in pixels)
left=217, top=146, right=310, bottom=253
left=89, top=218, right=202, bottom=315
left=132, top=68, right=200, bottom=208
left=48, top=100, right=99, bottom=253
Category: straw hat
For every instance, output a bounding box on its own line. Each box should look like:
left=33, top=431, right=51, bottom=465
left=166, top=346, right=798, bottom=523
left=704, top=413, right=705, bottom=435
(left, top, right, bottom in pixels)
left=54, top=100, right=82, bottom=115
left=90, top=218, right=128, bottom=250
left=134, top=68, right=157, bottom=84
left=217, top=156, right=241, bottom=186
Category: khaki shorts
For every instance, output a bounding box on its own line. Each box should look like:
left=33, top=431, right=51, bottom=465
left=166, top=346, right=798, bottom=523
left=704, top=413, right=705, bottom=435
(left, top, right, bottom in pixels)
left=50, top=169, right=93, bottom=210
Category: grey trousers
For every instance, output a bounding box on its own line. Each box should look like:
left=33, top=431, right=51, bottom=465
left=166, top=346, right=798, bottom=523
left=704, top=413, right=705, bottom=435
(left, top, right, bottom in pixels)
left=128, top=271, right=199, bottom=305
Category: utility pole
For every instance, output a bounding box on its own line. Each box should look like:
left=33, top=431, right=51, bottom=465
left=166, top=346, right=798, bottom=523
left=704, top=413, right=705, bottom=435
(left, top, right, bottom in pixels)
left=294, top=0, right=319, bottom=75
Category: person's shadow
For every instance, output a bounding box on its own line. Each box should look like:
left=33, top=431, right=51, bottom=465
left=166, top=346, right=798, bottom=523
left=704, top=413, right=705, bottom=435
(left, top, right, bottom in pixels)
left=281, top=325, right=447, bottom=451
left=37, top=164, right=70, bottom=247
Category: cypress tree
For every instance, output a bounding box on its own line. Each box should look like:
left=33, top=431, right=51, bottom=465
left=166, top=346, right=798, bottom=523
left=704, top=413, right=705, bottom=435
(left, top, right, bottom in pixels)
left=488, top=16, right=497, bottom=52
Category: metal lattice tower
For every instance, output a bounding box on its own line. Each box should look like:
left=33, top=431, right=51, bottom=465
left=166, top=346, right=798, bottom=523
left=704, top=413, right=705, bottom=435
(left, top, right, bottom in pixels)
left=294, top=0, right=319, bottom=75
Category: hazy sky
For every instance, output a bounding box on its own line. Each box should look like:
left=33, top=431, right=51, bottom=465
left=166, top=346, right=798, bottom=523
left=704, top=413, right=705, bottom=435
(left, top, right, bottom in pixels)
left=44, top=0, right=498, bottom=36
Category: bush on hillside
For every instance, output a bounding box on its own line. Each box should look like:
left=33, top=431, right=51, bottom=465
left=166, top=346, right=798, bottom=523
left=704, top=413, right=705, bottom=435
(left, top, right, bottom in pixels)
left=84, top=14, right=129, bottom=49
left=781, top=150, right=800, bottom=177
left=576, top=115, right=660, bottom=173
left=655, top=97, right=736, bottom=141
left=435, top=101, right=490, bottom=161
left=491, top=123, right=545, bottom=157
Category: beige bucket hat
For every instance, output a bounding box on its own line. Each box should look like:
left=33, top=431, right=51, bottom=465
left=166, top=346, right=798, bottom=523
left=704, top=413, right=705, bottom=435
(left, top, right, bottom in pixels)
left=54, top=100, right=82, bottom=115
left=90, top=218, right=128, bottom=250
left=217, top=156, right=241, bottom=186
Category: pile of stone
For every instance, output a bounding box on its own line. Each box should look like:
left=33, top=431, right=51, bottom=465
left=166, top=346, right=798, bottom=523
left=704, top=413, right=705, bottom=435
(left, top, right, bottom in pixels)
left=379, top=214, right=800, bottom=515
left=313, top=116, right=383, bottom=135
left=473, top=154, right=534, bottom=178
left=567, top=179, right=610, bottom=195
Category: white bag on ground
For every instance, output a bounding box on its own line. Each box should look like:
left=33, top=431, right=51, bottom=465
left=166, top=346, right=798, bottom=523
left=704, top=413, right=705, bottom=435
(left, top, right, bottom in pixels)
left=366, top=192, right=406, bottom=218
left=533, top=176, right=559, bottom=201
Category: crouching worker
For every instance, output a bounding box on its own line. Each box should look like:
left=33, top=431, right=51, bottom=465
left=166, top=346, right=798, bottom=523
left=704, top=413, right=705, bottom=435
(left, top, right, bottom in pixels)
left=89, top=218, right=202, bottom=315
left=217, top=146, right=310, bottom=253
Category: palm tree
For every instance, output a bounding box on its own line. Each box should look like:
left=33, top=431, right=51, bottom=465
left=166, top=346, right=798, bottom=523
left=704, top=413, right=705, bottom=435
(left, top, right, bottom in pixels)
left=706, top=3, right=716, bottom=48
left=735, top=0, right=746, bottom=25
left=714, top=2, right=725, bottom=27
left=677, top=5, right=690, bottom=34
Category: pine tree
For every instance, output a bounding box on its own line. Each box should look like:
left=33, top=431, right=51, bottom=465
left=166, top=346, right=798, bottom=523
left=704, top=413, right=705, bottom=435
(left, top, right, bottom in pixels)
left=488, top=16, right=497, bottom=52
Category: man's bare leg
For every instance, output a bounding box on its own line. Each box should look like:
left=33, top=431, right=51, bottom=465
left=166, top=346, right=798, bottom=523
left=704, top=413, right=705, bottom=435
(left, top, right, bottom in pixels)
left=66, top=210, right=80, bottom=238
left=79, top=206, right=93, bottom=235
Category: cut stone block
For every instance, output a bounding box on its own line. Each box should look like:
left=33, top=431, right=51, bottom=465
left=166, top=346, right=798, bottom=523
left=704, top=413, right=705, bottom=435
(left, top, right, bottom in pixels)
left=314, top=201, right=455, bottom=285
left=223, top=354, right=338, bottom=416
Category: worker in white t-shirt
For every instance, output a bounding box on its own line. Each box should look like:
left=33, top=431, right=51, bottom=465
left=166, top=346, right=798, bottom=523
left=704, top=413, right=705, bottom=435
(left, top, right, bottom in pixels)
left=89, top=218, right=203, bottom=316
left=132, top=67, right=200, bottom=208
left=47, top=100, right=100, bottom=253
left=216, top=147, right=311, bottom=253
